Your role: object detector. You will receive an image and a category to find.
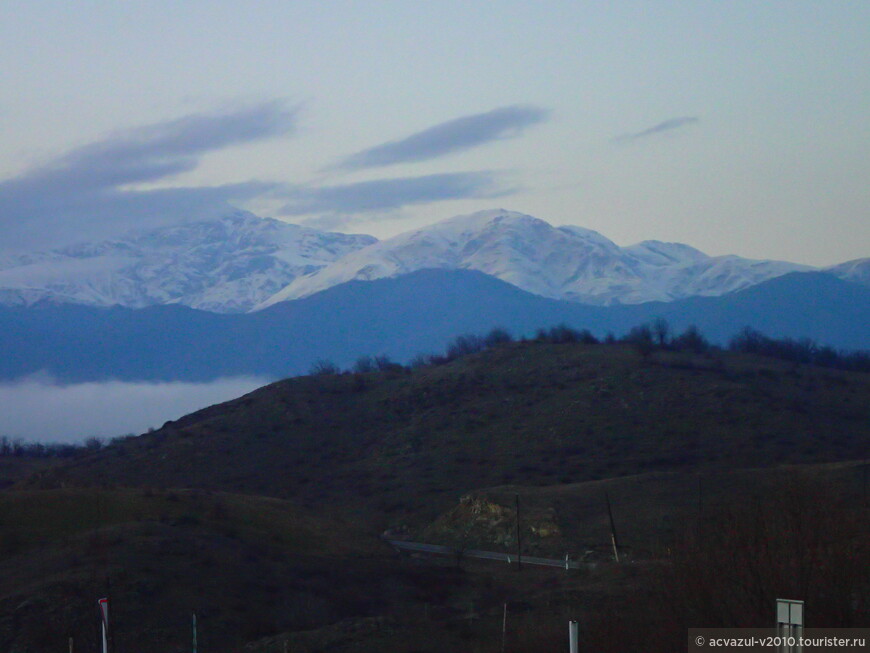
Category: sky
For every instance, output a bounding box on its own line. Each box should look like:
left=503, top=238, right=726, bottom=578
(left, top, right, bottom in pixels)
left=1, top=2, right=869, bottom=266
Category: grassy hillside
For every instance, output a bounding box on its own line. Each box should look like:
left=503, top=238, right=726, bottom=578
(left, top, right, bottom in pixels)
left=5, top=341, right=869, bottom=651
left=28, top=342, right=870, bottom=528
left=423, top=461, right=868, bottom=558
left=0, top=488, right=475, bottom=652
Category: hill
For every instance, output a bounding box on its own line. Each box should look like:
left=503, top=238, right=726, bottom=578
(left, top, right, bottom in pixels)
left=0, top=487, right=470, bottom=651
left=5, top=341, right=870, bottom=651
left=422, top=461, right=868, bottom=558
left=28, top=341, right=870, bottom=528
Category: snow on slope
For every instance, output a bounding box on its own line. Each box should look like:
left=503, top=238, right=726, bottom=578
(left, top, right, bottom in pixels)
left=0, top=211, right=376, bottom=313
left=258, top=209, right=812, bottom=308
left=2, top=208, right=858, bottom=314
left=825, top=257, right=870, bottom=288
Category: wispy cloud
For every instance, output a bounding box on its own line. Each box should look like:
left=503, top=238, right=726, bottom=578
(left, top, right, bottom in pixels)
left=613, top=116, right=699, bottom=143
left=0, top=101, right=299, bottom=252
left=279, top=171, right=512, bottom=216
left=334, top=105, right=549, bottom=170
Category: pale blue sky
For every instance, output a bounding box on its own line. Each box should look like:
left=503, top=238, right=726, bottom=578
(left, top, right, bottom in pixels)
left=1, top=1, right=868, bottom=265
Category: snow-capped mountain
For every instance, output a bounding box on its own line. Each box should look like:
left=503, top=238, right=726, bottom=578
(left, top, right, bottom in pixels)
left=1, top=208, right=862, bottom=314
left=0, top=211, right=376, bottom=313
left=826, top=257, right=870, bottom=288
left=258, top=209, right=813, bottom=308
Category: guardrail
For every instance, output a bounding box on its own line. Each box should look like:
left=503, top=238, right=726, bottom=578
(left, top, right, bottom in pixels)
left=385, top=539, right=583, bottom=569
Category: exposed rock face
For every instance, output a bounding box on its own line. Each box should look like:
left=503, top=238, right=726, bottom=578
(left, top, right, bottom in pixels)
left=422, top=492, right=563, bottom=554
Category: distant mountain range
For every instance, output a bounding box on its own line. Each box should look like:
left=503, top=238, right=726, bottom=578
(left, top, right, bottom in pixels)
left=1, top=269, right=867, bottom=382
left=0, top=211, right=375, bottom=313
left=259, top=209, right=824, bottom=308
left=2, top=208, right=866, bottom=313
left=0, top=208, right=866, bottom=382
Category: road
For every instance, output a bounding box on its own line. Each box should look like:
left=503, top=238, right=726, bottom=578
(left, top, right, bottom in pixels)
left=385, top=539, right=582, bottom=569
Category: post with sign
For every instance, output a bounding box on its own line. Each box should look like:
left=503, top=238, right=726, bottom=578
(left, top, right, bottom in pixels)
left=605, top=490, right=620, bottom=563
left=569, top=620, right=579, bottom=653
left=776, top=599, right=804, bottom=653
left=97, top=598, right=109, bottom=653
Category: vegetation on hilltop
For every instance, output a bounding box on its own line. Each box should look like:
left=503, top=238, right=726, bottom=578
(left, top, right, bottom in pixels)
left=26, top=332, right=870, bottom=528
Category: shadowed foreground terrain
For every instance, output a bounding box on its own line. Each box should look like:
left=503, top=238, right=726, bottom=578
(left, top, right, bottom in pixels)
left=2, top=340, right=868, bottom=651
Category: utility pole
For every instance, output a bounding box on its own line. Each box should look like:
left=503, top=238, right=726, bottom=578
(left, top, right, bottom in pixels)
left=501, top=603, right=507, bottom=653
left=515, top=494, right=522, bottom=571
left=605, top=490, right=620, bottom=563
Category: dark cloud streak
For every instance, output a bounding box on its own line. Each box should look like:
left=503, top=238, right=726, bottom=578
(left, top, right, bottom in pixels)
left=613, top=116, right=699, bottom=143
left=335, top=105, right=549, bottom=170
left=0, top=101, right=298, bottom=252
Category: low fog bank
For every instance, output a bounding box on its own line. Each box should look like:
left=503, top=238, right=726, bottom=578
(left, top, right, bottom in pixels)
left=0, top=375, right=272, bottom=443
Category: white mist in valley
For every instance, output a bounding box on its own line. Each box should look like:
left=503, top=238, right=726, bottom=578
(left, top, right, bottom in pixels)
left=0, top=376, right=272, bottom=443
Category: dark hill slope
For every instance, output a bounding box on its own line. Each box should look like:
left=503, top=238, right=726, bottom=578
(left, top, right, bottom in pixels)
left=0, top=488, right=454, bottom=652
left=0, top=269, right=867, bottom=382
left=29, top=343, right=870, bottom=526
left=422, top=461, right=868, bottom=557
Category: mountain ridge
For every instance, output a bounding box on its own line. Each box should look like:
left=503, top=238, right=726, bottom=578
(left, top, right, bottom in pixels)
left=2, top=208, right=864, bottom=314
left=0, top=268, right=866, bottom=383
left=0, top=210, right=376, bottom=313
left=258, top=209, right=817, bottom=308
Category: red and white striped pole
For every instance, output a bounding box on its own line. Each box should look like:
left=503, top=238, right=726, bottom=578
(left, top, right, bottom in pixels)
left=97, top=598, right=109, bottom=653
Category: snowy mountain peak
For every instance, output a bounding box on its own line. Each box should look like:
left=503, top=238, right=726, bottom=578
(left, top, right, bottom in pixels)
left=2, top=207, right=858, bottom=314
left=624, top=240, right=710, bottom=266
left=556, top=225, right=620, bottom=251
left=258, top=209, right=816, bottom=309
left=0, top=211, right=376, bottom=313
left=825, top=257, right=870, bottom=287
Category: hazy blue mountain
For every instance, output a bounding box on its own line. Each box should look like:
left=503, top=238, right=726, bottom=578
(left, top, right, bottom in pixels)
left=0, top=269, right=866, bottom=383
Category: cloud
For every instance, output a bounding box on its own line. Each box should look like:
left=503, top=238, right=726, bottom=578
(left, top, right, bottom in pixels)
left=0, top=376, right=270, bottom=443
left=0, top=101, right=298, bottom=252
left=278, top=171, right=513, bottom=217
left=613, top=116, right=699, bottom=143
left=334, top=105, right=549, bottom=170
